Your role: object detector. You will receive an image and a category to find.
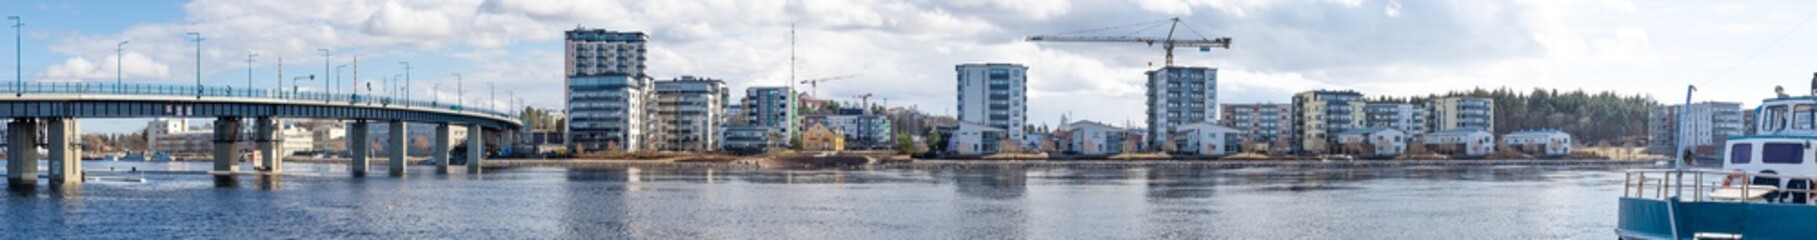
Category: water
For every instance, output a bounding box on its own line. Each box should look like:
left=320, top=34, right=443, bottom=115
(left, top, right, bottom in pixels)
left=2, top=160, right=1643, bottom=239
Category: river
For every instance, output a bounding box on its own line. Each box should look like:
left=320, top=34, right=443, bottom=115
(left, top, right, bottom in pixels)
left=1, top=160, right=1649, bottom=239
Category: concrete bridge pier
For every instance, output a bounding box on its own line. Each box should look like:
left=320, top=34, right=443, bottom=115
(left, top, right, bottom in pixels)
left=348, top=120, right=370, bottom=177
left=45, top=118, right=80, bottom=185
left=467, top=124, right=484, bottom=174
left=212, top=117, right=243, bottom=174
left=433, top=123, right=450, bottom=174
left=253, top=117, right=280, bottom=173
left=387, top=120, right=408, bottom=177
left=6, top=118, right=38, bottom=186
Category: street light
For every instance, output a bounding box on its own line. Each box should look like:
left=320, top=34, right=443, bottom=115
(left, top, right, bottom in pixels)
left=318, top=49, right=330, bottom=95
left=292, top=75, right=312, bottom=97
left=11, top=16, right=23, bottom=97
left=453, top=73, right=463, bottom=107
left=245, top=52, right=258, bottom=96
left=116, top=40, right=128, bottom=88
left=432, top=82, right=443, bottom=105
left=187, top=32, right=203, bottom=99
left=398, top=61, right=410, bottom=101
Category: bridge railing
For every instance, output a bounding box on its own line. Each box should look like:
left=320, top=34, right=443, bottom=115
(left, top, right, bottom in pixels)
left=0, top=82, right=515, bottom=119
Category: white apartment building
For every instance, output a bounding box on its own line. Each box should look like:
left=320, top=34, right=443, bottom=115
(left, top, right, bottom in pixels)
left=1647, top=102, right=1744, bottom=155
left=1504, top=129, right=1573, bottom=157
left=1145, top=66, right=1218, bottom=149
left=1336, top=127, right=1407, bottom=158
left=566, top=28, right=653, bottom=152
left=1292, top=90, right=1366, bottom=154
left=1167, top=122, right=1241, bottom=157
left=950, top=122, right=1008, bottom=156
left=956, top=63, right=1029, bottom=140
left=653, top=76, right=727, bottom=152
left=1430, top=97, right=1494, bottom=132
left=1364, top=103, right=1428, bottom=134
left=565, top=28, right=647, bottom=78
left=1422, top=128, right=1495, bottom=157
left=1061, top=121, right=1129, bottom=156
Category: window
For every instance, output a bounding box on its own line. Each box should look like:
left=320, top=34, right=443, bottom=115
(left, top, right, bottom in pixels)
left=1731, top=143, right=1752, bottom=164
left=1761, top=143, right=1802, bottom=164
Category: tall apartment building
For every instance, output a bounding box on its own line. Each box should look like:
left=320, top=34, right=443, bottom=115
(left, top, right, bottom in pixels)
left=1429, top=97, right=1494, bottom=132
left=1364, top=103, right=1428, bottom=134
left=743, top=87, right=792, bottom=135
left=1291, top=90, right=1365, bottom=154
left=652, top=76, right=727, bottom=152
left=1219, top=103, right=1292, bottom=143
left=1144, top=66, right=1218, bottom=148
left=565, top=28, right=647, bottom=78
left=565, top=28, right=653, bottom=152
left=1647, top=102, right=1744, bottom=155
left=955, top=63, right=1029, bottom=140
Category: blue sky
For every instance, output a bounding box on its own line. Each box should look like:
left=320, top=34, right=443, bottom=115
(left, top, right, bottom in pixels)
left=6, top=0, right=1817, bottom=134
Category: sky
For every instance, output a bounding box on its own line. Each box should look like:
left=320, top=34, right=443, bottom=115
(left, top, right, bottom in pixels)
left=3, top=0, right=1817, bottom=134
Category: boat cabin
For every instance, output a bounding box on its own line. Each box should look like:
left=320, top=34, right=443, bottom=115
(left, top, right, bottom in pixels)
left=1724, top=97, right=1817, bottom=191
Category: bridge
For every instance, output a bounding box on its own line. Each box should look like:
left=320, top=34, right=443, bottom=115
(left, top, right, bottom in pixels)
left=0, top=82, right=524, bottom=186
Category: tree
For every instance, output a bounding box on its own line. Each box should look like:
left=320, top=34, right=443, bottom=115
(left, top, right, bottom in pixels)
left=895, top=133, right=918, bottom=154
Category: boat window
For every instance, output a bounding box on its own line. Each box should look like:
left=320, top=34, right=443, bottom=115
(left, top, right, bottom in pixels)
left=1761, top=143, right=1803, bottom=164
left=1766, top=105, right=1789, bottom=132
left=1799, top=106, right=1816, bottom=129
left=1731, top=143, right=1752, bottom=164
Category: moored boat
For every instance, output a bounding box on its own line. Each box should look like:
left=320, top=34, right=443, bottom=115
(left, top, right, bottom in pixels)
left=1616, top=87, right=1817, bottom=239
left=756, top=152, right=872, bottom=169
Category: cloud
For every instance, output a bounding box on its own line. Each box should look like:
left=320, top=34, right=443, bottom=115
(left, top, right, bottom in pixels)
left=40, top=52, right=173, bottom=82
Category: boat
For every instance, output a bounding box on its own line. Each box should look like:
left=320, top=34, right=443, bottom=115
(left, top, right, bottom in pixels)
left=1616, top=85, right=1817, bottom=239
left=756, top=152, right=873, bottom=170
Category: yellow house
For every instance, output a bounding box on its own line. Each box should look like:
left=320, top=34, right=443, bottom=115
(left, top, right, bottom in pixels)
left=801, top=123, right=845, bottom=151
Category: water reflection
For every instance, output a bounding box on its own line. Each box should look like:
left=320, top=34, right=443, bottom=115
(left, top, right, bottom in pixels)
left=1146, top=167, right=1218, bottom=200
left=212, top=175, right=239, bottom=188
left=255, top=175, right=282, bottom=190
left=0, top=161, right=1645, bottom=239
left=955, top=169, right=1026, bottom=200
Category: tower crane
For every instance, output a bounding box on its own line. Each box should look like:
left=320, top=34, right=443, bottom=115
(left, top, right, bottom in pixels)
left=854, top=93, right=874, bottom=114
left=799, top=75, right=857, bottom=99
left=1025, top=17, right=1231, bottom=66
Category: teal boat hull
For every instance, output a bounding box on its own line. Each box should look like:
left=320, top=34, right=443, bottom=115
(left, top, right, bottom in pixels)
left=1618, top=197, right=1817, bottom=239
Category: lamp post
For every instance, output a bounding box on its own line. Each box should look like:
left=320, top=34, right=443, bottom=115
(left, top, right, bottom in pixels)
left=486, top=82, right=495, bottom=112
left=116, top=40, right=128, bottom=89
left=398, top=62, right=410, bottom=101
left=9, top=16, right=19, bottom=97
left=453, top=73, right=463, bottom=107
left=292, top=75, right=311, bottom=97
left=432, top=82, right=443, bottom=105
left=275, top=57, right=282, bottom=98
left=245, top=52, right=258, bottom=96
left=318, top=49, right=330, bottom=95
left=187, top=32, right=203, bottom=99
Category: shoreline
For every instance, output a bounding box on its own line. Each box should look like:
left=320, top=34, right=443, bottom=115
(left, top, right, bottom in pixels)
left=474, top=158, right=1659, bottom=170
left=90, top=156, right=1663, bottom=171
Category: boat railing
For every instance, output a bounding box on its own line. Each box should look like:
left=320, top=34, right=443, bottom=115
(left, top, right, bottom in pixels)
left=1624, top=169, right=1817, bottom=204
